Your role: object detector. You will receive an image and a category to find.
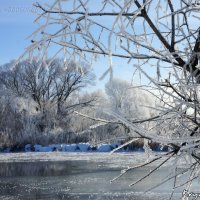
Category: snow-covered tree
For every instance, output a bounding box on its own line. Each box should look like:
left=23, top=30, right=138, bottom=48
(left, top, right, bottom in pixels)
left=0, top=59, right=95, bottom=114
left=0, top=59, right=97, bottom=145
left=21, top=0, right=200, bottom=196
left=105, top=78, right=155, bottom=119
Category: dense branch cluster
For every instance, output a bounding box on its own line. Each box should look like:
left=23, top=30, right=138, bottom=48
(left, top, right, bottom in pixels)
left=21, top=0, right=200, bottom=197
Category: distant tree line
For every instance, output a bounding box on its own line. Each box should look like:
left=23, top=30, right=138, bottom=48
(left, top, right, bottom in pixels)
left=0, top=59, right=155, bottom=148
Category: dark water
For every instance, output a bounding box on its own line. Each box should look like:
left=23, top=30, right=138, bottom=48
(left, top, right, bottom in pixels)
left=0, top=160, right=197, bottom=200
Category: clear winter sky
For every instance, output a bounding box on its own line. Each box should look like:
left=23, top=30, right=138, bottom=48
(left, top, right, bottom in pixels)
left=0, top=0, right=138, bottom=90
left=0, top=0, right=37, bottom=64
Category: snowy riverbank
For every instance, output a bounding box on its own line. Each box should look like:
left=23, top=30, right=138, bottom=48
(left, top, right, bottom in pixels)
left=0, top=142, right=168, bottom=153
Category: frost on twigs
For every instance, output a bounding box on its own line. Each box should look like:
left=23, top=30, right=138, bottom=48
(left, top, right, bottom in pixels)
left=23, top=0, right=200, bottom=197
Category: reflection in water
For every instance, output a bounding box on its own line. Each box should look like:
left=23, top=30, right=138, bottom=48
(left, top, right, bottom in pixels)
left=0, top=160, right=196, bottom=200
left=0, top=160, right=111, bottom=177
left=0, top=161, right=75, bottom=177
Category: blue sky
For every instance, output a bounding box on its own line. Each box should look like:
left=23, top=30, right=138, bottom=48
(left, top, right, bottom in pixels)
left=2, top=1, right=196, bottom=90
left=0, top=0, right=38, bottom=65
left=0, top=0, right=141, bottom=90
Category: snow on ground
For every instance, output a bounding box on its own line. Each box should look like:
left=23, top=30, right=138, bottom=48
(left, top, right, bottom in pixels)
left=77, top=143, right=90, bottom=152
left=24, top=143, right=124, bottom=153
left=61, top=144, right=77, bottom=152
left=3, top=142, right=168, bottom=153
left=34, top=145, right=53, bottom=152
left=97, top=144, right=112, bottom=152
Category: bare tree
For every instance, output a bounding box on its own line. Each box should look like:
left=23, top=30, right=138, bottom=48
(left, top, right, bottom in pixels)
left=0, top=59, right=95, bottom=114
left=0, top=58, right=98, bottom=145
left=22, top=0, right=200, bottom=197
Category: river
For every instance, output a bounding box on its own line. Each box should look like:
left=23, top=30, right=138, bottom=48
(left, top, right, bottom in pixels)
left=0, top=152, right=198, bottom=200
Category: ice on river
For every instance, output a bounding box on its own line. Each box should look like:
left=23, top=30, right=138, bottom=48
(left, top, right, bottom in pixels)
left=0, top=152, right=198, bottom=200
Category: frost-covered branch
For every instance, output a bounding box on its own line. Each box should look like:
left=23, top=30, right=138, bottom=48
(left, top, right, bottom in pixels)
left=21, top=0, right=200, bottom=197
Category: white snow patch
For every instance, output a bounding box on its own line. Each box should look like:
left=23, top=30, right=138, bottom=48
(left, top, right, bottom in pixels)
left=61, top=144, right=77, bottom=152
left=77, top=143, right=90, bottom=152
left=97, top=144, right=112, bottom=152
